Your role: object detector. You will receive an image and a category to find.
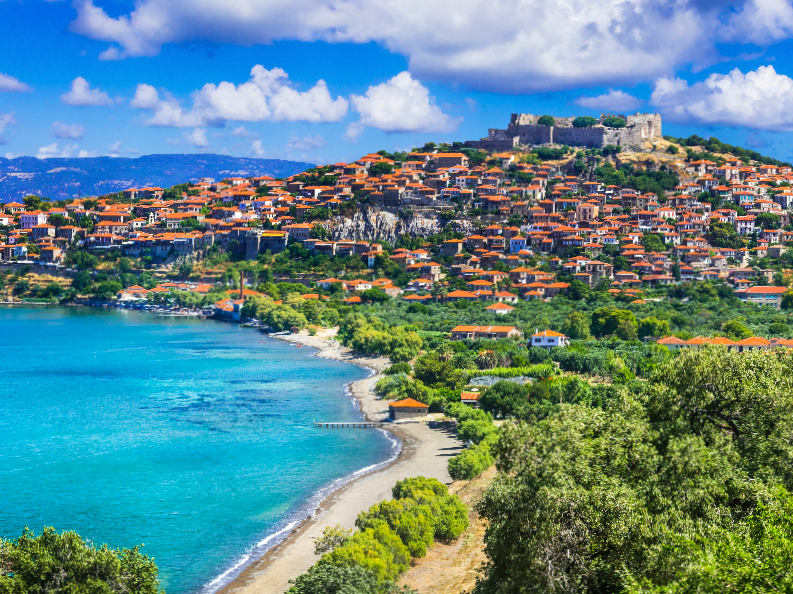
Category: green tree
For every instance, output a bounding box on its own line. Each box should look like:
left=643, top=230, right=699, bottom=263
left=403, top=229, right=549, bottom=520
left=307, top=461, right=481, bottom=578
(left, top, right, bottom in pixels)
left=479, top=381, right=529, bottom=418
left=615, top=318, right=638, bottom=341
left=0, top=527, right=163, bottom=594
left=370, top=162, right=395, bottom=177
left=537, top=115, right=555, bottom=126
left=722, top=318, right=752, bottom=340
left=47, top=213, right=68, bottom=227
left=561, top=311, right=592, bottom=340
left=572, top=116, right=598, bottom=128
left=637, top=316, right=671, bottom=339
left=590, top=307, right=637, bottom=337
left=641, top=233, right=666, bottom=253
left=601, top=116, right=626, bottom=128
left=782, top=290, right=793, bottom=310
left=13, top=279, right=30, bottom=295
left=93, top=280, right=122, bottom=300
left=360, top=288, right=391, bottom=304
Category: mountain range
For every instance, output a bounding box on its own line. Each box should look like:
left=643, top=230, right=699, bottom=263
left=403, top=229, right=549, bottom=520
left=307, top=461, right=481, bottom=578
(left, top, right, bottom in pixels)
left=0, top=154, right=315, bottom=202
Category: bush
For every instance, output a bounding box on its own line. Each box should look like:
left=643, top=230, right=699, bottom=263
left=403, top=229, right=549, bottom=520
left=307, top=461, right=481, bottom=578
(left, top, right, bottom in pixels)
left=457, top=419, right=497, bottom=444
left=13, top=279, right=30, bottom=295
left=0, top=527, right=163, bottom=594
left=537, top=115, right=555, bottom=126
left=448, top=443, right=494, bottom=480
left=322, top=521, right=410, bottom=583
left=433, top=495, right=469, bottom=540
left=287, top=563, right=381, bottom=594
left=385, top=362, right=412, bottom=375
left=392, top=476, right=448, bottom=500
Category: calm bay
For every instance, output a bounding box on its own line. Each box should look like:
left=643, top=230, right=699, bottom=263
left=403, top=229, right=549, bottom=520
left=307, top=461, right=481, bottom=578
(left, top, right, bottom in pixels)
left=0, top=306, right=393, bottom=594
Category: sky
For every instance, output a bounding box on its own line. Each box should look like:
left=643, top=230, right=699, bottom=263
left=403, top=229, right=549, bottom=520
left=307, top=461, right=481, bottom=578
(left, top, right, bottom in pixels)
left=3, top=0, right=793, bottom=165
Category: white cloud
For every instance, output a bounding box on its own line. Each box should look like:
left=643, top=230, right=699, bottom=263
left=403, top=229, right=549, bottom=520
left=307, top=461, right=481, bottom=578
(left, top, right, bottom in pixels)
left=185, top=128, right=209, bottom=148
left=286, top=134, right=326, bottom=151
left=651, top=65, right=793, bottom=130
left=347, top=72, right=459, bottom=139
left=61, top=77, right=113, bottom=107
left=37, top=143, right=80, bottom=159
left=51, top=121, right=85, bottom=140
left=109, top=141, right=123, bottom=152
left=78, top=149, right=98, bottom=158
left=231, top=126, right=252, bottom=137
left=130, top=66, right=348, bottom=128
left=0, top=113, right=17, bottom=145
left=575, top=90, right=643, bottom=111
left=67, top=0, right=793, bottom=92
left=251, top=140, right=266, bottom=157
left=0, top=73, right=32, bottom=93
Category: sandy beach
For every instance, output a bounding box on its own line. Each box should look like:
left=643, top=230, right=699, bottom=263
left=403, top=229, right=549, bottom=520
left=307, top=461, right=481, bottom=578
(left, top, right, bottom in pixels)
left=217, top=330, right=463, bottom=594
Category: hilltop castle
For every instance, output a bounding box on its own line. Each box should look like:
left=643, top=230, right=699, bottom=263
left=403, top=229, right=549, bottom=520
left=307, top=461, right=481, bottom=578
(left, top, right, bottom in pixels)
left=464, top=113, right=662, bottom=151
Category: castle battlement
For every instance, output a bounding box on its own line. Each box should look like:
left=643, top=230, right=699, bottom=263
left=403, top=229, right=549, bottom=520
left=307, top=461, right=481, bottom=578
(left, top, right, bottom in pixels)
left=466, top=112, right=662, bottom=151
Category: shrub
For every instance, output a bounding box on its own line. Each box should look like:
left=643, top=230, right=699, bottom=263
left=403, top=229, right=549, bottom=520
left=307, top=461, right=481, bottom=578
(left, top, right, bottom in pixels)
left=322, top=521, right=410, bottom=583
left=0, top=527, right=163, bottom=594
left=537, top=115, right=555, bottom=126
left=433, top=495, right=469, bottom=540
left=287, top=563, right=381, bottom=594
left=448, top=443, right=494, bottom=480
left=392, top=476, right=448, bottom=500
left=385, top=362, right=412, bottom=375
left=457, top=419, right=497, bottom=444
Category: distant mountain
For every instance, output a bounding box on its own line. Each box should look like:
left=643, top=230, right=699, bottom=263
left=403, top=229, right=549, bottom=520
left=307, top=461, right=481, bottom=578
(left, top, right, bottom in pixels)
left=0, top=154, right=315, bottom=202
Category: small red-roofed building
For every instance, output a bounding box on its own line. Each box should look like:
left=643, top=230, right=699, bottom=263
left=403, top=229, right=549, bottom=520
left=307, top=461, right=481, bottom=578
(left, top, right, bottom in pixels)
left=485, top=302, right=514, bottom=315
left=530, top=329, right=569, bottom=350
left=389, top=397, right=429, bottom=420
left=460, top=391, right=480, bottom=407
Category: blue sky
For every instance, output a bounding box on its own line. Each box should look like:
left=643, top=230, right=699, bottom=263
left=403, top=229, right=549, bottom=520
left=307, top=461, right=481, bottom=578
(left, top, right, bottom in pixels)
left=2, top=0, right=793, bottom=164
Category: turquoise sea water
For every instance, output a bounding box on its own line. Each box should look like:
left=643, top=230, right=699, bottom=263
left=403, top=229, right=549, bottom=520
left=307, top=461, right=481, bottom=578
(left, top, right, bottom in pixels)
left=0, top=307, right=394, bottom=594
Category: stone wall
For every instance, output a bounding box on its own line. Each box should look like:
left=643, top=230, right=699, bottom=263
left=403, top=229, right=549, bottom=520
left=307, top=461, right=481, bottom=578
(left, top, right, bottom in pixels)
left=466, top=112, right=662, bottom=150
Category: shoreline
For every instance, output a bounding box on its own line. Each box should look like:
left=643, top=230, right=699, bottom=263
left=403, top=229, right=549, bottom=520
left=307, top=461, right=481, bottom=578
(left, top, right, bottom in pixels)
left=214, top=330, right=461, bottom=594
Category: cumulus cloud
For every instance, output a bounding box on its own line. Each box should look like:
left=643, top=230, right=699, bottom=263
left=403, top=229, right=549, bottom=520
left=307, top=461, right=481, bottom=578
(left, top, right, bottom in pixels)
left=651, top=65, right=793, bottom=130
left=51, top=121, right=85, bottom=140
left=37, top=143, right=80, bottom=159
left=575, top=90, right=643, bottom=111
left=61, top=77, right=113, bottom=106
left=346, top=72, right=459, bottom=140
left=251, top=140, right=266, bottom=157
left=185, top=128, right=209, bottom=147
left=130, top=66, right=348, bottom=127
left=286, top=134, right=326, bottom=151
left=68, top=0, right=793, bottom=92
left=0, top=113, right=17, bottom=145
left=231, top=126, right=252, bottom=137
left=0, top=73, right=32, bottom=93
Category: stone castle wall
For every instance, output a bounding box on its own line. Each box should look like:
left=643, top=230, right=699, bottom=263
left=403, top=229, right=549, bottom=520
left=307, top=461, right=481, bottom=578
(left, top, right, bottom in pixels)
left=465, top=112, right=662, bottom=150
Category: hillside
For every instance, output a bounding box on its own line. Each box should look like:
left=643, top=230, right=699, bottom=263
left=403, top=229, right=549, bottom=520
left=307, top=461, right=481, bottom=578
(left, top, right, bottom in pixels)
left=0, top=154, right=314, bottom=202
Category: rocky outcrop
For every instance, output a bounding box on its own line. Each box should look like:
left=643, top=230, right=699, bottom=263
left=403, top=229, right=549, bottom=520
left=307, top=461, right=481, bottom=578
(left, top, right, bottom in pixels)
left=326, top=211, right=475, bottom=243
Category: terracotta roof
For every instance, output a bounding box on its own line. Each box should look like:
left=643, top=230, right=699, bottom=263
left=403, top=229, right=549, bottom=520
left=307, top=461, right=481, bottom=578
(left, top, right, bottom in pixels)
left=390, top=398, right=429, bottom=409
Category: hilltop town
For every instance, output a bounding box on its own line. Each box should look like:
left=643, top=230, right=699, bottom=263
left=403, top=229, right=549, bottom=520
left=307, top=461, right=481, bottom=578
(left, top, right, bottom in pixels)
left=5, top=114, right=793, bottom=594
left=1, top=113, right=793, bottom=348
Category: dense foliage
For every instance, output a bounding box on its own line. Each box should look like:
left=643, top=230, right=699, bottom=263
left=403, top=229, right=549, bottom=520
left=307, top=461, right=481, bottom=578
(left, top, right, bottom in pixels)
left=287, top=477, right=467, bottom=594
left=474, top=347, right=793, bottom=594
left=0, top=527, right=163, bottom=594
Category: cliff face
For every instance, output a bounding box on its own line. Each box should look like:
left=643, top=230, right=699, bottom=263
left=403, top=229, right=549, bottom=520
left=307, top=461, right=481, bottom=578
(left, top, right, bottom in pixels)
left=327, top=211, right=474, bottom=243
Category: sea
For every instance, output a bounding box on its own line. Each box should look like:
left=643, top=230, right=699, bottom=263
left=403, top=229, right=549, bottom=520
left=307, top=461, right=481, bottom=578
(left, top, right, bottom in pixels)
left=0, top=306, right=396, bottom=594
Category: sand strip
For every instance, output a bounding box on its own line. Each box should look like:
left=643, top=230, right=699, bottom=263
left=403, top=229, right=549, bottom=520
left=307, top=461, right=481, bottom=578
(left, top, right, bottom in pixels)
left=216, top=330, right=462, bottom=594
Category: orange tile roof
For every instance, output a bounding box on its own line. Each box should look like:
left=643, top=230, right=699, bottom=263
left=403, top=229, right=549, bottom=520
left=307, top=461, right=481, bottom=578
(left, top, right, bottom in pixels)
left=390, top=398, right=429, bottom=408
